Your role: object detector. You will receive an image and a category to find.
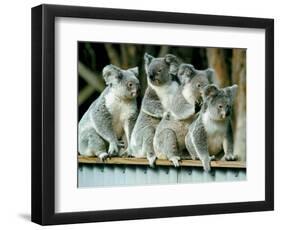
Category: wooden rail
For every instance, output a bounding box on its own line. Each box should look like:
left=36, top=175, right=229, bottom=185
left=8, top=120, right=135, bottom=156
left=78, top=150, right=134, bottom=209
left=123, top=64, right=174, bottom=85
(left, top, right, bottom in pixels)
left=78, top=156, right=246, bottom=169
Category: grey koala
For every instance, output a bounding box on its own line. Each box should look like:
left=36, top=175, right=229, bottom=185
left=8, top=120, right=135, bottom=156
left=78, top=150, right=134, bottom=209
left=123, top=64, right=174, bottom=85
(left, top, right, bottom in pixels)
left=185, top=84, right=238, bottom=171
left=78, top=64, right=140, bottom=160
left=153, top=64, right=214, bottom=167
left=128, top=53, right=180, bottom=167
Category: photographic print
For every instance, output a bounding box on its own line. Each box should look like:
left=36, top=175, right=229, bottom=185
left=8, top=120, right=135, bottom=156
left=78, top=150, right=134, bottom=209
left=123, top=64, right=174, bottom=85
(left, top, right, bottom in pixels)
left=32, top=4, right=273, bottom=225
left=77, top=42, right=246, bottom=187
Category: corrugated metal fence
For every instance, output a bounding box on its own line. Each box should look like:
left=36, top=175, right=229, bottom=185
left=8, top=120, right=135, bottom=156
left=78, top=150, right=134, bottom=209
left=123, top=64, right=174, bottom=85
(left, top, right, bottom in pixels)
left=78, top=157, right=246, bottom=187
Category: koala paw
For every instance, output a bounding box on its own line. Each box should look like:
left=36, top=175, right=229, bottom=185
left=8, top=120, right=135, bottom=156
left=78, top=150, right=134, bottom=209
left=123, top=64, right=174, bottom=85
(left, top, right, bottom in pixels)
left=169, top=156, right=181, bottom=167
left=202, top=158, right=211, bottom=172
left=222, top=154, right=237, bottom=161
left=98, top=152, right=109, bottom=162
left=108, top=142, right=119, bottom=157
left=147, top=152, right=156, bottom=168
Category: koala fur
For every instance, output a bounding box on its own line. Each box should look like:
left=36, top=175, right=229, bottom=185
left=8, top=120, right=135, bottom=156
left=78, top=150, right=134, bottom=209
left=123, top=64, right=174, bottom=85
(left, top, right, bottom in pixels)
left=128, top=53, right=180, bottom=167
left=78, top=64, right=140, bottom=160
left=185, top=84, right=238, bottom=171
left=153, top=64, right=214, bottom=167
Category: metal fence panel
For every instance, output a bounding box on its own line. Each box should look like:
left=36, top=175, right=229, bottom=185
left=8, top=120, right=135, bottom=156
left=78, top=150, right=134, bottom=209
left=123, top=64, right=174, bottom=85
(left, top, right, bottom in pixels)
left=78, top=164, right=246, bottom=188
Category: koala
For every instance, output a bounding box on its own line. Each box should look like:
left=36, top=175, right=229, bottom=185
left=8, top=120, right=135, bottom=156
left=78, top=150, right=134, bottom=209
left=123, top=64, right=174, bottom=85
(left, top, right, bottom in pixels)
left=153, top=64, right=214, bottom=167
left=78, top=64, right=140, bottom=161
left=185, top=84, right=238, bottom=171
left=128, top=53, right=180, bottom=167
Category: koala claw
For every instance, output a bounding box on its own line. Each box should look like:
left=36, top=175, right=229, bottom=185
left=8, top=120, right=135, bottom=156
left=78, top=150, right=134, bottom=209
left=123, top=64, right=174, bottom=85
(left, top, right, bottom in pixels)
left=169, top=156, right=181, bottom=167
left=147, top=153, right=156, bottom=168
left=222, top=154, right=237, bottom=161
left=108, top=142, right=119, bottom=157
left=203, top=164, right=211, bottom=172
left=98, top=152, right=109, bottom=162
left=202, top=159, right=211, bottom=172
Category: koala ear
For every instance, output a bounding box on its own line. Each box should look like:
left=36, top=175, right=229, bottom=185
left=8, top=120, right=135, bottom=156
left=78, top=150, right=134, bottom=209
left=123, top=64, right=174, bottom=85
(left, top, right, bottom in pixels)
left=185, top=64, right=196, bottom=77
left=102, top=64, right=122, bottom=85
left=178, top=64, right=195, bottom=84
left=224, top=84, right=238, bottom=102
left=203, top=84, right=219, bottom=99
left=144, top=53, right=154, bottom=66
left=164, top=54, right=179, bottom=76
left=164, top=54, right=178, bottom=65
left=129, top=67, right=139, bottom=77
left=205, top=68, right=215, bottom=83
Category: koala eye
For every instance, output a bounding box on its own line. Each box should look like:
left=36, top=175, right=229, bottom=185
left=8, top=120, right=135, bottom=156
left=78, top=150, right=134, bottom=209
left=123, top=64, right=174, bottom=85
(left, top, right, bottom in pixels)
left=127, top=82, right=133, bottom=88
left=196, top=83, right=201, bottom=88
left=218, top=104, right=223, bottom=109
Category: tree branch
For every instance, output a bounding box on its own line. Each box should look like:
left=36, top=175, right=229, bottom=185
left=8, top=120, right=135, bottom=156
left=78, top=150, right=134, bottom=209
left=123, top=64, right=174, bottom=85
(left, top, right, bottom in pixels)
left=78, top=61, right=105, bottom=92
left=158, top=45, right=170, bottom=57
left=104, top=44, right=121, bottom=67
left=206, top=48, right=230, bottom=87
left=78, top=85, right=95, bottom=105
left=120, top=44, right=129, bottom=68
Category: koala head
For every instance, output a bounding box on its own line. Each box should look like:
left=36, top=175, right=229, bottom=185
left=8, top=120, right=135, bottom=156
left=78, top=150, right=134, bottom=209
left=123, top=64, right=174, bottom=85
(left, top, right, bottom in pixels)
left=144, top=53, right=179, bottom=87
left=102, top=64, right=140, bottom=100
left=178, top=63, right=214, bottom=104
left=202, top=84, right=238, bottom=121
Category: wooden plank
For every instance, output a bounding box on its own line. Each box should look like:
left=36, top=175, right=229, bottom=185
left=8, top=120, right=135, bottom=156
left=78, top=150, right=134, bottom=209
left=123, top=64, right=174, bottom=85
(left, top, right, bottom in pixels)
left=78, top=156, right=246, bottom=169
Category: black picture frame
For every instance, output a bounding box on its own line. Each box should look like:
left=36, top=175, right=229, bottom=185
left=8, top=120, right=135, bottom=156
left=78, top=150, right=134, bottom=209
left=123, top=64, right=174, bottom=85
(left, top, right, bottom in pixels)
left=31, top=4, right=274, bottom=225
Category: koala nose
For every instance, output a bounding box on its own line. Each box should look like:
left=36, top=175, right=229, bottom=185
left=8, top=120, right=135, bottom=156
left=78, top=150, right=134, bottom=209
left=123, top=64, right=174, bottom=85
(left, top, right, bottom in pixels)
left=149, top=74, right=155, bottom=81
left=226, top=109, right=230, bottom=117
left=131, top=88, right=138, bottom=97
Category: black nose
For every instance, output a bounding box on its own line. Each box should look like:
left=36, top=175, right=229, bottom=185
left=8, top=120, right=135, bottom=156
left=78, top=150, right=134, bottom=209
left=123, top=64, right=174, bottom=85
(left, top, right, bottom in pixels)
left=149, top=74, right=155, bottom=81
left=226, top=107, right=230, bottom=116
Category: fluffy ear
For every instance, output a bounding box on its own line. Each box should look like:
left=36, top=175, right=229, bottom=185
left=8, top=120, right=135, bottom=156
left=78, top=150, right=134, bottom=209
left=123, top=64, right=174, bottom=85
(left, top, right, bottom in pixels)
left=224, top=84, right=238, bottom=102
left=203, top=84, right=219, bottom=99
left=177, top=64, right=195, bottom=83
left=164, top=54, right=179, bottom=76
left=129, top=67, right=139, bottom=77
left=184, top=64, right=196, bottom=77
left=102, top=64, right=122, bottom=85
left=205, top=68, right=215, bottom=83
left=164, top=54, right=178, bottom=65
left=144, top=53, right=154, bottom=66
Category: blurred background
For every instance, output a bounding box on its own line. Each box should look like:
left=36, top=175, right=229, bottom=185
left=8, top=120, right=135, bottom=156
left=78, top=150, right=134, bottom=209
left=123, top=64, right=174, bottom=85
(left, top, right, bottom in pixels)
left=78, top=42, right=246, bottom=161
